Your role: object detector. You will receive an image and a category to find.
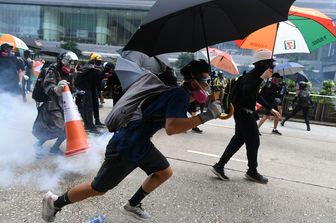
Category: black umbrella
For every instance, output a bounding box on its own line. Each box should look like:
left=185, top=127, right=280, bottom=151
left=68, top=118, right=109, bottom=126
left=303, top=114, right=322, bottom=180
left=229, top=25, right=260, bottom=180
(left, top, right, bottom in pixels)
left=286, top=72, right=309, bottom=83
left=39, top=46, right=65, bottom=57
left=19, top=36, right=43, bottom=50
left=124, top=0, right=295, bottom=58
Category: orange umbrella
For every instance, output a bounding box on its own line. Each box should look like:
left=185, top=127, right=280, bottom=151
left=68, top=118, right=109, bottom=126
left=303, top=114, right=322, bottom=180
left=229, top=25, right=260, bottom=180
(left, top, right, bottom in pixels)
left=0, top=33, right=29, bottom=51
left=201, top=48, right=239, bottom=75
left=235, top=6, right=336, bottom=54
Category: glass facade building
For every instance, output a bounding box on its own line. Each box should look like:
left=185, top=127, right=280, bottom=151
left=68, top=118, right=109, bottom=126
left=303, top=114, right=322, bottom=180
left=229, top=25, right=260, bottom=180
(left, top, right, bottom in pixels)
left=0, top=3, right=147, bottom=46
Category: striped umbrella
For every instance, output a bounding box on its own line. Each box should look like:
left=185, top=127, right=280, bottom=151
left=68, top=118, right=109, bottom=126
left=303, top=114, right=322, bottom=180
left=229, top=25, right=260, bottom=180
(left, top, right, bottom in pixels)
left=235, top=6, right=336, bottom=54
left=0, top=33, right=29, bottom=51
left=200, top=47, right=239, bottom=75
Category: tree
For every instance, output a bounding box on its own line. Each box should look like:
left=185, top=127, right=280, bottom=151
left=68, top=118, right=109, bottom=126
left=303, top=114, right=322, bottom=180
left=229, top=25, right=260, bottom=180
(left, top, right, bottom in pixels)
left=320, top=80, right=335, bottom=96
left=60, top=41, right=82, bottom=57
left=174, top=52, right=194, bottom=70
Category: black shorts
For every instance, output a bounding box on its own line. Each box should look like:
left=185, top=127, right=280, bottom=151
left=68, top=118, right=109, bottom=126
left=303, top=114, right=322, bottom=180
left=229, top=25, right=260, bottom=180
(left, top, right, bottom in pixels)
left=91, top=140, right=170, bottom=193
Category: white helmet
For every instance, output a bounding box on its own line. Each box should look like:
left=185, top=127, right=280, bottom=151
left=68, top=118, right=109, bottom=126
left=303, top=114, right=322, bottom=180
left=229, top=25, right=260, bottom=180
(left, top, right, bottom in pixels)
left=60, top=51, right=79, bottom=69
left=252, top=49, right=273, bottom=64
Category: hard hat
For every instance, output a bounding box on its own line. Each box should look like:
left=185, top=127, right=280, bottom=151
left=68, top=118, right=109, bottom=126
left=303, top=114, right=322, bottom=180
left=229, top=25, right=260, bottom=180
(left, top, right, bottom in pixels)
left=89, top=53, right=102, bottom=62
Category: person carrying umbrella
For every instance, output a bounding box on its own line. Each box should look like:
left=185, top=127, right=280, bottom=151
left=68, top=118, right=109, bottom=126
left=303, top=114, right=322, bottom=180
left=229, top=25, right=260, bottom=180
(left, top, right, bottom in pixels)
left=211, top=49, right=281, bottom=184
left=281, top=81, right=313, bottom=131
left=0, top=43, right=25, bottom=96
left=41, top=59, right=223, bottom=222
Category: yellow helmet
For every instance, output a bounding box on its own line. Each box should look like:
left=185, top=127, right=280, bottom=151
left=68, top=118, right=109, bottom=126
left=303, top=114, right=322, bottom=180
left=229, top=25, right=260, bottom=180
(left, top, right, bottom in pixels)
left=89, top=53, right=102, bottom=62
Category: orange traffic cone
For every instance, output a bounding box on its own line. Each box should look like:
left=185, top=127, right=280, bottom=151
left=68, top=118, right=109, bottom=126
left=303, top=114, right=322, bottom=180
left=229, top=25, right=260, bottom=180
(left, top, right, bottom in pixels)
left=62, top=85, right=89, bottom=157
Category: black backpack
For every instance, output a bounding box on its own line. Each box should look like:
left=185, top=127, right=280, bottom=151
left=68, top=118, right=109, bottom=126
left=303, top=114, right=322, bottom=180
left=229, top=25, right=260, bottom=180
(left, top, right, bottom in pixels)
left=32, top=65, right=60, bottom=102
left=221, top=74, right=243, bottom=114
left=297, top=90, right=311, bottom=107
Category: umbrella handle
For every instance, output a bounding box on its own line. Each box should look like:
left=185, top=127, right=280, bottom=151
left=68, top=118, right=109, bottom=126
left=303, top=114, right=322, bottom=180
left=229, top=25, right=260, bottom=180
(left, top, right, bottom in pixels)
left=210, top=93, right=234, bottom=120
left=218, top=103, right=234, bottom=120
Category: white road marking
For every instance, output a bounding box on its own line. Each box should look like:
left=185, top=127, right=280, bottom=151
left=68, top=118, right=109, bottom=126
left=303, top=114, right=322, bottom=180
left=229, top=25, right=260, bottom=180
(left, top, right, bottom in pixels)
left=205, top=122, right=234, bottom=129
left=187, top=150, right=248, bottom=163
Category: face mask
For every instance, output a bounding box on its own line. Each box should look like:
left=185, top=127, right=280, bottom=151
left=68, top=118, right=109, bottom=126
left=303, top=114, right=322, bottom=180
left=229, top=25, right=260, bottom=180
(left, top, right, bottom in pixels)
left=61, top=65, right=71, bottom=74
left=192, top=88, right=209, bottom=103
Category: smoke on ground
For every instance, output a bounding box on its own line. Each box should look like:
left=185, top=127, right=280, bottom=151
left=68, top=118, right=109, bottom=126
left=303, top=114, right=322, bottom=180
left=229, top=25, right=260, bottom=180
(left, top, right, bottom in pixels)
left=0, top=93, right=111, bottom=190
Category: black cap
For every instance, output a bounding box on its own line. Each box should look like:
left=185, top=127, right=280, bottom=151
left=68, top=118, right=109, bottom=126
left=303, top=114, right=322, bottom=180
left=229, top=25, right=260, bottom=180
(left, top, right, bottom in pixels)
left=272, top=72, right=281, bottom=78
left=181, top=59, right=209, bottom=81
left=0, top=43, right=13, bottom=52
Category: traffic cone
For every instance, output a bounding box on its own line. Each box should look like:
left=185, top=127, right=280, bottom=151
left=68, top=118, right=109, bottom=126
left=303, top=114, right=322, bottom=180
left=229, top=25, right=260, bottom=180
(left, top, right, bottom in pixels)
left=62, top=85, right=88, bottom=157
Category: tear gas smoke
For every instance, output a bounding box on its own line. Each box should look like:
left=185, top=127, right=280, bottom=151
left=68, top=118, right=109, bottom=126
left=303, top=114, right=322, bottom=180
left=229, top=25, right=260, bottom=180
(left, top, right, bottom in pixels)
left=0, top=93, right=111, bottom=190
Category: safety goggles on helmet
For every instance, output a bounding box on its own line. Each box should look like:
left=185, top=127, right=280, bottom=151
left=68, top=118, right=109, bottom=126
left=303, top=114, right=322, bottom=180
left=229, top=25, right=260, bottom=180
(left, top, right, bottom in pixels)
left=61, top=51, right=79, bottom=68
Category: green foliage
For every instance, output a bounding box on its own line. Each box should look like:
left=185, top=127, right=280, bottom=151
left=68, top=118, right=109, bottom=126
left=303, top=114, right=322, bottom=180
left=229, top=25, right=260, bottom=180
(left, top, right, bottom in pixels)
left=60, top=41, right=82, bottom=57
left=320, top=80, right=335, bottom=96
left=285, top=79, right=296, bottom=92
left=174, top=52, right=194, bottom=70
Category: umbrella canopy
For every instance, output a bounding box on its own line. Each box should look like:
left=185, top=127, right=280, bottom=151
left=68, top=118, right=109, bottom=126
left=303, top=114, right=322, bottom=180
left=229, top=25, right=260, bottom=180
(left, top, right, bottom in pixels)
left=124, top=0, right=294, bottom=57
left=19, top=36, right=43, bottom=49
left=120, top=50, right=172, bottom=74
left=0, top=33, right=29, bottom=51
left=39, top=46, right=65, bottom=57
left=235, top=6, right=336, bottom=54
left=286, top=72, right=309, bottom=83
left=115, top=57, right=146, bottom=90
left=200, top=47, right=239, bottom=75
left=273, top=62, right=304, bottom=76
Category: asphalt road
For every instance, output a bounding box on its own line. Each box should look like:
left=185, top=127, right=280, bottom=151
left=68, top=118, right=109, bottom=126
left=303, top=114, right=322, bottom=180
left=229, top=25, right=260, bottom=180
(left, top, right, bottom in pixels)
left=0, top=98, right=335, bottom=223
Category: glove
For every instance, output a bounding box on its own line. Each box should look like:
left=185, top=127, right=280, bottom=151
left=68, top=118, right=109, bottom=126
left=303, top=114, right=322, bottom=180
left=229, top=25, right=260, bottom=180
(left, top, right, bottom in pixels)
left=198, top=101, right=222, bottom=123
left=54, top=80, right=68, bottom=96
left=23, top=75, right=29, bottom=80
left=18, top=81, right=22, bottom=88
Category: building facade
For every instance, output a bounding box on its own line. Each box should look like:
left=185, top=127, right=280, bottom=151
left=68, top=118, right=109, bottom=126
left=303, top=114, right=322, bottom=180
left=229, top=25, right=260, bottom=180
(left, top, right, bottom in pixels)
left=0, top=0, right=153, bottom=46
left=0, top=0, right=335, bottom=81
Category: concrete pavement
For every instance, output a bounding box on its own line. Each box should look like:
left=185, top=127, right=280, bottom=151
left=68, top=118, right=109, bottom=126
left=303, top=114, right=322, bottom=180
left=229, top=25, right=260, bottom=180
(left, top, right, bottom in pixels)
left=0, top=98, right=335, bottom=223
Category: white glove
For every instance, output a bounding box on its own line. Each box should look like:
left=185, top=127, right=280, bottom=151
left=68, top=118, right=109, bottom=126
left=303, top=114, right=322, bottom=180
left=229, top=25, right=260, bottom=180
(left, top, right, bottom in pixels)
left=198, top=101, right=222, bottom=123
left=54, top=80, right=69, bottom=96
left=18, top=81, right=22, bottom=88
left=23, top=75, right=29, bottom=80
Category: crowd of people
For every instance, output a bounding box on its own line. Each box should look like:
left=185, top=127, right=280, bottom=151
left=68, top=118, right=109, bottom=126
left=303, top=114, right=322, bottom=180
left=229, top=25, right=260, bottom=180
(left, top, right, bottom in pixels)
left=0, top=43, right=316, bottom=222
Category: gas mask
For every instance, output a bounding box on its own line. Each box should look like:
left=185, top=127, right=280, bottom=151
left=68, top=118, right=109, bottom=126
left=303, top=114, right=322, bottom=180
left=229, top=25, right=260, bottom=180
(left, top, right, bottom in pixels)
left=191, top=78, right=210, bottom=104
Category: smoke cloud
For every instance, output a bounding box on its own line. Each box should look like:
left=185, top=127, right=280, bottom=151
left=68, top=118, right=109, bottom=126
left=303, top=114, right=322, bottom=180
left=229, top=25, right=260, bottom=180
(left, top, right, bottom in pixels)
left=0, top=93, right=111, bottom=190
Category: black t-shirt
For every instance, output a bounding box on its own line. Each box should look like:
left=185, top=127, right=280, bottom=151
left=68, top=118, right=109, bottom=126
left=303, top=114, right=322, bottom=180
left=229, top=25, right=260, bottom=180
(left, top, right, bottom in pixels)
left=259, top=81, right=278, bottom=105
left=0, top=56, right=24, bottom=93
left=234, top=68, right=272, bottom=112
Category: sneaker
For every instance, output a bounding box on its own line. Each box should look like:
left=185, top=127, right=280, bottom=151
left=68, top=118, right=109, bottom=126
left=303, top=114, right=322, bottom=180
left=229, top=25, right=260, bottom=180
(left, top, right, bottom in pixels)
left=121, top=202, right=151, bottom=221
left=245, top=170, right=268, bottom=184
left=272, top=129, right=282, bottom=135
left=42, top=191, right=61, bottom=222
left=280, top=121, right=285, bottom=126
left=49, top=147, right=64, bottom=156
left=192, top=127, right=203, bottom=133
left=89, top=127, right=102, bottom=135
left=34, top=142, right=47, bottom=159
left=258, top=130, right=262, bottom=136
left=95, top=121, right=105, bottom=127
left=210, top=164, right=229, bottom=181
